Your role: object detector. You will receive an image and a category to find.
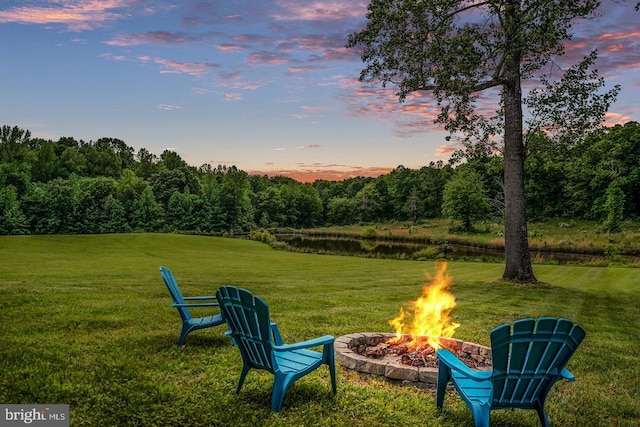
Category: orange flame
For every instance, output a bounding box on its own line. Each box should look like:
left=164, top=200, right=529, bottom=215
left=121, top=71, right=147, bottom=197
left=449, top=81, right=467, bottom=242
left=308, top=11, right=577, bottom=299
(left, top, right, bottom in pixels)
left=389, top=262, right=459, bottom=350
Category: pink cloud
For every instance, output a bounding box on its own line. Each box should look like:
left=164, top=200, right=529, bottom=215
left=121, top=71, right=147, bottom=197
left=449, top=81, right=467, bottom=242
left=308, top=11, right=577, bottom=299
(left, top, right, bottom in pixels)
left=105, top=30, right=224, bottom=47
left=436, top=146, right=458, bottom=156
left=247, top=51, right=290, bottom=65
left=272, top=0, right=368, bottom=21
left=288, top=65, right=322, bottom=73
left=141, top=57, right=220, bottom=77
left=0, top=0, right=132, bottom=31
left=604, top=111, right=636, bottom=126
left=212, top=71, right=264, bottom=91
left=106, top=31, right=187, bottom=46
left=563, top=10, right=640, bottom=77
left=597, top=30, right=640, bottom=43
left=180, top=2, right=276, bottom=26
left=223, top=92, right=242, bottom=101
left=216, top=44, right=247, bottom=52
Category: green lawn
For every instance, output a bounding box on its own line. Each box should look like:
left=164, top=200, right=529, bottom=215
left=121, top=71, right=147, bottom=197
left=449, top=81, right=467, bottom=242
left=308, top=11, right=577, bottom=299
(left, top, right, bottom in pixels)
left=1, top=234, right=638, bottom=426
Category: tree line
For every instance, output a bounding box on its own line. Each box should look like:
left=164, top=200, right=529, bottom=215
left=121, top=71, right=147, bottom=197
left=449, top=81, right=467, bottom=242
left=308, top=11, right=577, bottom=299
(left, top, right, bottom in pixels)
left=1, top=122, right=639, bottom=235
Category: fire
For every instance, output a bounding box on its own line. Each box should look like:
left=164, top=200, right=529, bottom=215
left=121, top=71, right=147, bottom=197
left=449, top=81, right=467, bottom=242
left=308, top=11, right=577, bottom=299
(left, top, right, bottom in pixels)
left=389, top=262, right=460, bottom=350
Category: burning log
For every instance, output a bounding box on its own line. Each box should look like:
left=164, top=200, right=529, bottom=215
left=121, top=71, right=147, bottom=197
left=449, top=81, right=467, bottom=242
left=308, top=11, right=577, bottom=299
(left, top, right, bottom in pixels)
left=356, top=338, right=490, bottom=369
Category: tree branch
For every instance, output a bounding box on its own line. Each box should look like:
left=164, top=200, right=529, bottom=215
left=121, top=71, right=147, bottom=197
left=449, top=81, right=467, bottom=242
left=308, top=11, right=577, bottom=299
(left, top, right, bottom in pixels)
left=418, top=78, right=503, bottom=93
left=432, top=0, right=494, bottom=33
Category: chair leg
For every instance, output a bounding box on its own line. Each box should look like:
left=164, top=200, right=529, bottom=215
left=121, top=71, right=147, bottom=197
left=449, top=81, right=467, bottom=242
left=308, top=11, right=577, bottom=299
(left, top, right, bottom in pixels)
left=536, top=405, right=550, bottom=427
left=235, top=364, right=251, bottom=394
left=436, top=363, right=450, bottom=409
left=178, top=324, right=191, bottom=346
left=271, top=375, right=294, bottom=412
left=327, top=346, right=337, bottom=394
left=329, top=364, right=337, bottom=395
left=471, top=404, right=490, bottom=427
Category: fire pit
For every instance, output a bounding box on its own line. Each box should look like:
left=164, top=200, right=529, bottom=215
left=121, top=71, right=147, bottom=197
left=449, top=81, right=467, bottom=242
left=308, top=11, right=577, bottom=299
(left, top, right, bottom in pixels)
left=336, top=262, right=492, bottom=388
left=335, top=333, right=492, bottom=388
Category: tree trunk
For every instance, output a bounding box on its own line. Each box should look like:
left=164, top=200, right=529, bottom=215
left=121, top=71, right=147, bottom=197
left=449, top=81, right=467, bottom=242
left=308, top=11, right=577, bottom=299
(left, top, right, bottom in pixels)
left=501, top=2, right=536, bottom=282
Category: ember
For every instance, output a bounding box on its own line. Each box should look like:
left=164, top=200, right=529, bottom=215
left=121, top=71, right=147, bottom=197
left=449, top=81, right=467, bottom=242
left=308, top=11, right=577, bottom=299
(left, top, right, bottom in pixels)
left=356, top=336, right=491, bottom=369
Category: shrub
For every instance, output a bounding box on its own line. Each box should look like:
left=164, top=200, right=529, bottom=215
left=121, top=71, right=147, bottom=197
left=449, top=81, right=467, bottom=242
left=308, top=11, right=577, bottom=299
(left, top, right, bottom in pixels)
left=412, top=246, right=441, bottom=260
left=603, top=185, right=625, bottom=233
left=361, top=227, right=377, bottom=239
left=249, top=229, right=276, bottom=244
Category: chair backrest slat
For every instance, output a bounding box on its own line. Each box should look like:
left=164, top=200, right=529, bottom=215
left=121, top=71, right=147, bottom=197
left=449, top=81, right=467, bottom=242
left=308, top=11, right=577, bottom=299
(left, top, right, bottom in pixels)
left=217, top=286, right=275, bottom=372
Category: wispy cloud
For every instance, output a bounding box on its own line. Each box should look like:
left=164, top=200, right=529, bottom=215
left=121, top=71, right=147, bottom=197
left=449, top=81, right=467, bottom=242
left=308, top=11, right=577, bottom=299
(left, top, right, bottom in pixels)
left=223, top=92, right=242, bottom=101
left=288, top=65, right=323, bottom=73
left=216, top=44, right=247, bottom=52
left=107, top=31, right=183, bottom=46
left=301, top=105, right=333, bottom=111
left=272, top=0, right=368, bottom=21
left=247, top=51, right=291, bottom=65
left=158, top=104, right=183, bottom=111
left=145, top=57, right=220, bottom=76
left=436, top=145, right=458, bottom=156
left=604, top=111, right=636, bottom=126
left=101, top=51, right=221, bottom=77
left=0, top=0, right=133, bottom=31
left=106, top=30, right=224, bottom=46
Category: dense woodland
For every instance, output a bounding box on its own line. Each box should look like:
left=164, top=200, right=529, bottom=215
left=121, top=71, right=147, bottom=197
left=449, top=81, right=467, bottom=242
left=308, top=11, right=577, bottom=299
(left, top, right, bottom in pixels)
left=1, top=122, right=639, bottom=235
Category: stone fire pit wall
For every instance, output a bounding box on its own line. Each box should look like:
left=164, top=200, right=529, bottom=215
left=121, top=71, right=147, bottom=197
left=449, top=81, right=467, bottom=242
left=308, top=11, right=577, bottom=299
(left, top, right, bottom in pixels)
left=335, top=333, right=492, bottom=389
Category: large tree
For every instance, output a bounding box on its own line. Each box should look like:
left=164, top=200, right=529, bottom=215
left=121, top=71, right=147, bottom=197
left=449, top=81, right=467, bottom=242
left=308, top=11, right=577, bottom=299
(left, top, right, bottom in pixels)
left=347, top=0, right=617, bottom=282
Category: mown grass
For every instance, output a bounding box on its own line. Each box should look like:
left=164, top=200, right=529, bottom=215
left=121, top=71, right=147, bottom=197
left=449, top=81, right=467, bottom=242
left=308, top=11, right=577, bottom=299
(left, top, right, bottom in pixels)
left=0, top=234, right=638, bottom=426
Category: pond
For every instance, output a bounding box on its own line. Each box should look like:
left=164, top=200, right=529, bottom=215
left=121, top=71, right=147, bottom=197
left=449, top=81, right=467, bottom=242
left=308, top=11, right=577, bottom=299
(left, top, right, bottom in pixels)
left=277, top=234, right=631, bottom=265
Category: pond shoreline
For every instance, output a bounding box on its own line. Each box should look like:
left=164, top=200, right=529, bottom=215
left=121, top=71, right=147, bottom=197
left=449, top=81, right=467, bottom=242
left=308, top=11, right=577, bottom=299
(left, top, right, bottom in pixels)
left=269, top=231, right=640, bottom=266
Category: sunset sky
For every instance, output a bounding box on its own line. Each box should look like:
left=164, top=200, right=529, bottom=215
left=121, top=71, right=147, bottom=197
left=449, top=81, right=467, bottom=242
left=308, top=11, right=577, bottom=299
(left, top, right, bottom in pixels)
left=1, top=1, right=638, bottom=182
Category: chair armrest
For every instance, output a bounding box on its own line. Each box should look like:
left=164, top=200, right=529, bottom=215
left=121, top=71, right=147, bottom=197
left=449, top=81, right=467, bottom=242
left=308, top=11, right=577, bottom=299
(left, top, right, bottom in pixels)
left=270, top=323, right=284, bottom=346
left=224, top=329, right=238, bottom=346
left=561, top=367, right=575, bottom=382
left=183, top=296, right=216, bottom=300
left=172, top=302, right=220, bottom=308
left=437, top=349, right=492, bottom=381
left=273, top=335, right=334, bottom=352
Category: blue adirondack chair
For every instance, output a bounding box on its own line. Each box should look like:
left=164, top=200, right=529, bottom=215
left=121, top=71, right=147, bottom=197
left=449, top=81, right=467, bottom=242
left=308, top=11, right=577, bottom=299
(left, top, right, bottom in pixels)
left=160, top=266, right=225, bottom=345
left=436, top=317, right=585, bottom=427
left=215, top=285, right=337, bottom=411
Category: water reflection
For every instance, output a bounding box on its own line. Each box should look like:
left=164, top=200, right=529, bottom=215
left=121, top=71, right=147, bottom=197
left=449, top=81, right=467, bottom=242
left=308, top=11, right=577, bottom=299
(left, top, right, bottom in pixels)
left=277, top=235, right=630, bottom=264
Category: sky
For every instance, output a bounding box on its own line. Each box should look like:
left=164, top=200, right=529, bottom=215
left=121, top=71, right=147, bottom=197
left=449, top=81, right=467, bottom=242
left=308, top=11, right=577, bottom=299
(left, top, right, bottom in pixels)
left=0, top=1, right=638, bottom=182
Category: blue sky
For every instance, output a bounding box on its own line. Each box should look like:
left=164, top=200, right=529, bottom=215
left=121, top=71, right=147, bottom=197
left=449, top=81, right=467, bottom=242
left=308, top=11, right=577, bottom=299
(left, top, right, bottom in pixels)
left=1, top=1, right=638, bottom=182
